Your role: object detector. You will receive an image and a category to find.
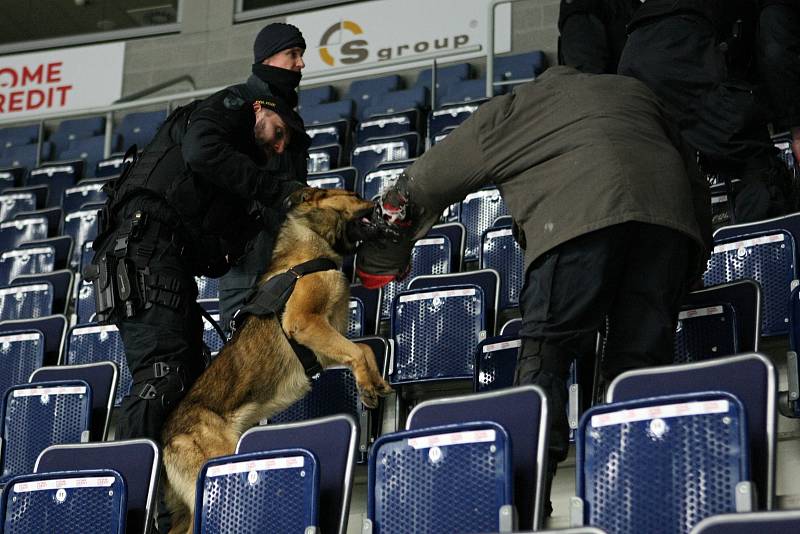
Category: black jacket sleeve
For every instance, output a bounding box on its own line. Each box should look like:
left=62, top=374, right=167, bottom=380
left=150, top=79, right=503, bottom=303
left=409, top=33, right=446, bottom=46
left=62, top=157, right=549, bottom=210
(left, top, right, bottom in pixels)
left=181, top=92, right=289, bottom=207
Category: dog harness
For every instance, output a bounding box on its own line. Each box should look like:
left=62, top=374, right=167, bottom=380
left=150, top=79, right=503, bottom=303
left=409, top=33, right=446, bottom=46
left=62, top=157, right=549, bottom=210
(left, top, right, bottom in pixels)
left=231, top=257, right=339, bottom=377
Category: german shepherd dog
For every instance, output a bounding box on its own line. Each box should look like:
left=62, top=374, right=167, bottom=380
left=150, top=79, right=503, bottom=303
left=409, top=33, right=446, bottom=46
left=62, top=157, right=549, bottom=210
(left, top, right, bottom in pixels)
left=161, top=188, right=393, bottom=533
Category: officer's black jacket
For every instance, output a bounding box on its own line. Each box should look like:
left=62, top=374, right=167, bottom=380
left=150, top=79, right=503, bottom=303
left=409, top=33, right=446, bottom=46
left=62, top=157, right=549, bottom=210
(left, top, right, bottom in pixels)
left=105, top=74, right=309, bottom=276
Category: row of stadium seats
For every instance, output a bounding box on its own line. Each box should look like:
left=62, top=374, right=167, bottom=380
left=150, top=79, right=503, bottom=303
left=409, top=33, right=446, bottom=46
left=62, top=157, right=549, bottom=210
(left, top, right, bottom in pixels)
left=0, top=356, right=794, bottom=533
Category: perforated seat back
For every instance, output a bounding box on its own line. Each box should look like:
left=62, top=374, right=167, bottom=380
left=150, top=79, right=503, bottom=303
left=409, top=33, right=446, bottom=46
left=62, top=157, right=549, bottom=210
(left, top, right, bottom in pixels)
left=196, top=449, right=319, bottom=534
left=703, top=230, right=796, bottom=336
left=0, top=282, right=53, bottom=320
left=368, top=421, right=512, bottom=534
left=674, top=303, right=738, bottom=363
left=66, top=325, right=131, bottom=407
left=1, top=380, right=92, bottom=480
left=460, top=188, right=509, bottom=261
left=0, top=245, right=55, bottom=286
left=1, top=469, right=126, bottom=534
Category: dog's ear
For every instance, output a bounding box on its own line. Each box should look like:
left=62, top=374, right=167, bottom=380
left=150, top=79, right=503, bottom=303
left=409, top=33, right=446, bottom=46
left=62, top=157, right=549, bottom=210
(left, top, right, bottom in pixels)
left=287, top=187, right=317, bottom=208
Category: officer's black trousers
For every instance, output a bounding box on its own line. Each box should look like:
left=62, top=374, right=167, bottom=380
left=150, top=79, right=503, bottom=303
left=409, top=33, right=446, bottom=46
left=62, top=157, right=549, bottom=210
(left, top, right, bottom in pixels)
left=113, top=230, right=205, bottom=445
left=513, top=222, right=691, bottom=467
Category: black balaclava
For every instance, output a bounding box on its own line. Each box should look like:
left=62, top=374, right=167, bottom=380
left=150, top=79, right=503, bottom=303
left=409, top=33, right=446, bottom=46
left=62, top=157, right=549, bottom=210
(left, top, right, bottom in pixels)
left=251, top=23, right=306, bottom=108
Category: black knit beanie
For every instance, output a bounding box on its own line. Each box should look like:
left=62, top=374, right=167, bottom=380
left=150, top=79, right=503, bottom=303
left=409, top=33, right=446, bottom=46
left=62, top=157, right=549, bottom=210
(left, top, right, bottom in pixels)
left=253, top=23, right=306, bottom=64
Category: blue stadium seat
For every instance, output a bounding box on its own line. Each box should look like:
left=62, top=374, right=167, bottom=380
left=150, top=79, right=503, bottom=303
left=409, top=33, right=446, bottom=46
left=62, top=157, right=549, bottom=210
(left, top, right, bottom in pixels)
left=299, top=85, right=335, bottom=109
left=30, top=362, right=117, bottom=441
left=356, top=111, right=419, bottom=144
left=460, top=187, right=509, bottom=261
left=493, top=51, right=547, bottom=84
left=391, top=284, right=487, bottom=385
left=11, top=270, right=73, bottom=316
left=415, top=63, right=473, bottom=101
left=349, top=284, right=381, bottom=336
left=0, top=329, right=45, bottom=401
left=0, top=469, right=126, bottom=534
left=691, top=510, right=800, bottom=534
left=35, top=439, right=161, bottom=534
left=0, top=168, right=20, bottom=190
left=237, top=414, right=357, bottom=534
left=0, top=315, right=66, bottom=366
left=306, top=119, right=349, bottom=147
left=66, top=324, right=131, bottom=407
left=21, top=235, right=73, bottom=270
left=428, top=222, right=465, bottom=271
left=95, top=154, right=126, bottom=177
left=0, top=125, right=39, bottom=149
left=704, top=227, right=796, bottom=336
left=115, top=110, right=167, bottom=151
left=58, top=136, right=111, bottom=178
left=49, top=116, right=106, bottom=155
left=2, top=184, right=46, bottom=211
left=428, top=102, right=481, bottom=140
left=270, top=337, right=389, bottom=461
left=358, top=159, right=414, bottom=201
left=574, top=392, right=752, bottom=533
left=347, top=297, right=365, bottom=338
left=346, top=75, right=402, bottom=118
left=352, top=133, right=420, bottom=180
left=0, top=243, right=55, bottom=285
left=378, top=231, right=452, bottom=321
left=302, top=100, right=354, bottom=125
left=196, top=276, right=219, bottom=301
left=408, top=269, right=500, bottom=335
left=202, top=310, right=225, bottom=355
left=0, top=215, right=48, bottom=250
left=0, top=190, right=36, bottom=223
left=0, top=380, right=92, bottom=481
left=607, top=353, right=776, bottom=510
left=473, top=335, right=520, bottom=393
left=365, top=421, right=514, bottom=534
left=441, top=79, right=491, bottom=106
left=307, top=171, right=348, bottom=190
left=13, top=206, right=62, bottom=237
left=773, top=134, right=797, bottom=177
left=307, top=143, right=342, bottom=173
left=480, top=223, right=524, bottom=310
left=362, top=86, right=428, bottom=120
left=1, top=142, right=51, bottom=169
left=62, top=178, right=108, bottom=214
left=27, top=160, right=83, bottom=207
left=0, top=281, right=53, bottom=320
left=675, top=281, right=761, bottom=363
left=63, top=207, right=100, bottom=269
left=407, top=386, right=548, bottom=530
left=195, top=448, right=319, bottom=533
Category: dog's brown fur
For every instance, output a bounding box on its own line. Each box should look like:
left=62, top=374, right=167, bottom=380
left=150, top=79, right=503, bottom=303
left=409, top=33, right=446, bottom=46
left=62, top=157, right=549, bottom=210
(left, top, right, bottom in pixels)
left=161, top=188, right=393, bottom=533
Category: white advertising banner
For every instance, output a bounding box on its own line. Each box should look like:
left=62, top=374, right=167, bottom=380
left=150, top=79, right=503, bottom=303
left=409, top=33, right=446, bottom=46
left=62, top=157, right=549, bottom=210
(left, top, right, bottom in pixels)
left=0, top=42, right=125, bottom=120
left=288, top=0, right=511, bottom=77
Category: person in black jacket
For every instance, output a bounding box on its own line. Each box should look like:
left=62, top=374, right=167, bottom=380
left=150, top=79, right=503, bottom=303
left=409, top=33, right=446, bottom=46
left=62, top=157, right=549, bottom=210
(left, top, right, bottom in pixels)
left=557, top=0, right=638, bottom=74
left=218, top=23, right=310, bottom=335
left=87, top=68, right=310, bottom=448
left=757, top=0, right=800, bottom=163
left=618, top=0, right=794, bottom=224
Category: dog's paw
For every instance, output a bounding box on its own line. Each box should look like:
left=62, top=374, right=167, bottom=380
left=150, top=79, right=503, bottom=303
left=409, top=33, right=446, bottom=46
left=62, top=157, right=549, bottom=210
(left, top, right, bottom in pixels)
left=359, top=379, right=392, bottom=409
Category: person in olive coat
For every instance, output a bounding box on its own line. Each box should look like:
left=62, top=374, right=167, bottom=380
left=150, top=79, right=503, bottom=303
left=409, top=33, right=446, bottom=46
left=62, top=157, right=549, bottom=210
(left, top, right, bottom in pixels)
left=355, top=66, right=712, bottom=516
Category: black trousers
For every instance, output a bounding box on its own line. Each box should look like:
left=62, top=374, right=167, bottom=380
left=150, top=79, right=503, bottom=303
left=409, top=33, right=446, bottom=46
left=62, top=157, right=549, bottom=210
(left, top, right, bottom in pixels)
left=618, top=13, right=791, bottom=222
left=97, top=212, right=205, bottom=445
left=513, top=223, right=691, bottom=466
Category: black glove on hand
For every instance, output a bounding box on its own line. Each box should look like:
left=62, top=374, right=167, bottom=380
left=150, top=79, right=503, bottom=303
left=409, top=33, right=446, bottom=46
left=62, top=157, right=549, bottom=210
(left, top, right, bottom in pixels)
left=355, top=235, right=414, bottom=289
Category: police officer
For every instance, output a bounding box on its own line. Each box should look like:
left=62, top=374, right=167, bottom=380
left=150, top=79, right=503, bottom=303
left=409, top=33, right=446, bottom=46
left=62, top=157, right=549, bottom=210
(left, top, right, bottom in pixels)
left=618, top=0, right=793, bottom=223
left=757, top=0, right=800, bottom=163
left=354, top=67, right=711, bottom=520
left=87, top=69, right=310, bottom=446
left=557, top=0, right=639, bottom=74
left=218, top=23, right=310, bottom=335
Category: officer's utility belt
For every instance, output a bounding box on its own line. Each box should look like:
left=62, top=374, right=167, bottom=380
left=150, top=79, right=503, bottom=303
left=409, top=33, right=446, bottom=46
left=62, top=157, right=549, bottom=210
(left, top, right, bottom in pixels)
left=231, top=258, right=339, bottom=378
left=83, top=210, right=189, bottom=324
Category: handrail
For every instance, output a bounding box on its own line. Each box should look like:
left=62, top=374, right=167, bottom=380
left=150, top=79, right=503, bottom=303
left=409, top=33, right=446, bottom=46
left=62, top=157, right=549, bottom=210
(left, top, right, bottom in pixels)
left=114, top=75, right=196, bottom=103
left=486, top=0, right=533, bottom=98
